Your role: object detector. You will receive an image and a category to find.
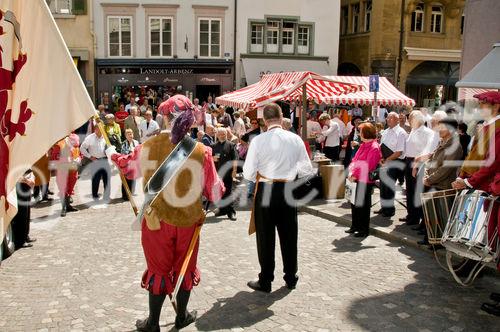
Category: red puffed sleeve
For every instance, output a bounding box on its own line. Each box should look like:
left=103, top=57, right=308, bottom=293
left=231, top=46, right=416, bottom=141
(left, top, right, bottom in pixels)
left=202, top=145, right=225, bottom=202
left=110, top=145, right=143, bottom=180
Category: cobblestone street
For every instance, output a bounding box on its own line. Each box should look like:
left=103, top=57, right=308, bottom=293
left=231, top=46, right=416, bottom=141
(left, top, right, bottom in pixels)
left=1, top=176, right=499, bottom=331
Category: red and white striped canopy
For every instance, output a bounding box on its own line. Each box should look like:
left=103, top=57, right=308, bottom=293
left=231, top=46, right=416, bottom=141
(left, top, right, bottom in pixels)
left=215, top=71, right=363, bottom=110
left=457, top=87, right=496, bottom=101
left=321, top=76, right=415, bottom=107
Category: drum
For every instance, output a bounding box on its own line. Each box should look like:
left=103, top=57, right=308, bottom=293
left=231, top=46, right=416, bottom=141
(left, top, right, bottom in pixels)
left=441, top=190, right=498, bottom=262
left=421, top=189, right=457, bottom=244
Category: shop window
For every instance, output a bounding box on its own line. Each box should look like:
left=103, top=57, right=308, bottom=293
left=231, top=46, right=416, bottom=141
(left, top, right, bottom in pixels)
left=250, top=23, right=264, bottom=53
left=298, top=26, right=310, bottom=54
left=411, top=2, right=424, bottom=32
left=266, top=20, right=279, bottom=54
left=199, top=18, right=221, bottom=58
left=364, top=1, right=372, bottom=32
left=49, top=0, right=71, bottom=14
left=108, top=16, right=132, bottom=57
left=431, top=5, right=443, bottom=33
left=149, top=17, right=173, bottom=57
left=352, top=3, right=360, bottom=33
left=340, top=6, right=348, bottom=35
left=282, top=22, right=295, bottom=54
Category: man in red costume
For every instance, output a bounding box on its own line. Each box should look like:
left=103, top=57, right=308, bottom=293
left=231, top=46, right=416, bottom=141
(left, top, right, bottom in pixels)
left=108, top=95, right=224, bottom=331
left=51, top=133, right=80, bottom=217
left=452, top=91, right=500, bottom=316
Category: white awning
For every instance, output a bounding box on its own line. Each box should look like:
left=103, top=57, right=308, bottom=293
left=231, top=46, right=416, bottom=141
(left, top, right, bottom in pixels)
left=241, top=58, right=333, bottom=85
left=456, top=43, right=500, bottom=89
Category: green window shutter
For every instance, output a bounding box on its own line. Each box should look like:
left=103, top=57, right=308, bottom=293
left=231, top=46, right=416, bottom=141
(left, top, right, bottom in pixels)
left=72, top=0, right=87, bottom=15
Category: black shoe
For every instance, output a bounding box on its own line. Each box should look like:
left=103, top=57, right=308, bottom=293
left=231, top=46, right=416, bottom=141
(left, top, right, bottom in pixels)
left=481, top=302, right=500, bottom=317
left=65, top=197, right=78, bottom=212
left=345, top=228, right=356, bottom=234
left=47, top=190, right=54, bottom=195
left=354, top=232, right=368, bottom=238
left=286, top=282, right=297, bottom=290
left=40, top=196, right=53, bottom=202
left=20, top=243, right=33, bottom=248
left=247, top=280, right=271, bottom=293
left=214, top=210, right=225, bottom=217
left=26, top=237, right=37, bottom=243
left=228, top=213, right=237, bottom=221
left=490, top=293, right=500, bottom=303
left=135, top=318, right=160, bottom=332
left=374, top=209, right=384, bottom=214
left=399, top=217, right=407, bottom=222
left=382, top=212, right=395, bottom=217
left=406, top=220, right=419, bottom=226
left=175, top=310, right=197, bottom=330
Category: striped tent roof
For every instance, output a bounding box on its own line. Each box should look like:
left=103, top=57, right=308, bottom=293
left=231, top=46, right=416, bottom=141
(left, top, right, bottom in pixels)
left=320, top=76, right=415, bottom=106
left=215, top=71, right=363, bottom=110
left=457, top=87, right=496, bottom=101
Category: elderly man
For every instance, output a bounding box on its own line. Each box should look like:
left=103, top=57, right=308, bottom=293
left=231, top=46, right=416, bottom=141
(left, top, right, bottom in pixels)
left=139, top=110, right=160, bottom=143
left=403, top=111, right=435, bottom=226
left=377, top=112, right=407, bottom=217
left=81, top=126, right=110, bottom=201
left=124, top=106, right=142, bottom=141
left=217, top=106, right=233, bottom=128
left=233, top=111, right=246, bottom=138
left=212, top=128, right=238, bottom=221
left=202, top=124, right=215, bottom=147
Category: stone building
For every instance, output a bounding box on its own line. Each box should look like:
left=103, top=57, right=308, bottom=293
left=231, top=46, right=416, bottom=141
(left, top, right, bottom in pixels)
left=339, top=0, right=465, bottom=108
left=49, top=0, right=95, bottom=101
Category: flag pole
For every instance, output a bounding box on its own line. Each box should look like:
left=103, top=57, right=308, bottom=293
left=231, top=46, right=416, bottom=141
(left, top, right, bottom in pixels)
left=93, top=114, right=138, bottom=215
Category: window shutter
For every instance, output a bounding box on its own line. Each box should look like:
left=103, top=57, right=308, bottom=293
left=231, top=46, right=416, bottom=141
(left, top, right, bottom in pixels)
left=72, top=0, right=87, bottom=15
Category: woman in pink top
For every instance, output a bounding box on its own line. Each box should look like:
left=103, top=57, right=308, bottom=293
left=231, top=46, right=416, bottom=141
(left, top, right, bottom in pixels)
left=346, top=122, right=382, bottom=237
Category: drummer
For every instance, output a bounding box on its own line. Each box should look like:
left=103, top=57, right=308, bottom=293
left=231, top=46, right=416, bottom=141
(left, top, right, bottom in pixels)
left=416, top=118, right=462, bottom=245
left=451, top=91, right=500, bottom=316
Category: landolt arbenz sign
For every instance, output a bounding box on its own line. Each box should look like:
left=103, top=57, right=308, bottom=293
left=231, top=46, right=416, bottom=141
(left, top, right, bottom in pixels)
left=140, top=68, right=194, bottom=75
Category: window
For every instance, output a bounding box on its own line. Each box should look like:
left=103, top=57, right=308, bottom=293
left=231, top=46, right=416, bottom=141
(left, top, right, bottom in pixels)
left=411, top=2, right=424, bottom=32
left=199, top=18, right=221, bottom=58
left=364, top=1, right=372, bottom=32
left=341, top=6, right=348, bottom=35
left=282, top=22, right=295, bottom=54
left=266, top=20, right=279, bottom=54
left=352, top=4, right=360, bottom=33
left=431, top=5, right=443, bottom=33
left=250, top=24, right=264, bottom=53
left=298, top=26, right=310, bottom=54
left=149, top=17, right=173, bottom=57
left=108, top=16, right=132, bottom=57
left=461, top=13, right=465, bottom=35
left=49, top=0, right=71, bottom=14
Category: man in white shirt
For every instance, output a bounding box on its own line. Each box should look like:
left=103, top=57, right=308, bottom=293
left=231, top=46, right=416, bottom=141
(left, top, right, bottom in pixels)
left=306, top=113, right=322, bottom=138
left=139, top=110, right=160, bottom=143
left=125, top=98, right=137, bottom=113
left=80, top=127, right=110, bottom=201
left=331, top=113, right=347, bottom=139
left=377, top=112, right=407, bottom=217
left=403, top=110, right=435, bottom=225
left=319, top=113, right=341, bottom=161
left=243, top=103, right=314, bottom=293
left=232, top=111, right=246, bottom=138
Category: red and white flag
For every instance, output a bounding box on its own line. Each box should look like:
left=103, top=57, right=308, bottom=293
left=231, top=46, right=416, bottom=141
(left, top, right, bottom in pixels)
left=0, top=0, right=95, bottom=241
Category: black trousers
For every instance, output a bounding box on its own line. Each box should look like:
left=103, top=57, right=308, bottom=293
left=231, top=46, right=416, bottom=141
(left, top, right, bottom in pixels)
left=217, top=175, right=235, bottom=215
left=12, top=183, right=31, bottom=248
left=379, top=160, right=405, bottom=214
left=350, top=182, right=373, bottom=234
left=121, top=179, right=135, bottom=200
left=89, top=158, right=111, bottom=199
left=33, top=184, right=48, bottom=199
left=324, top=146, right=340, bottom=162
left=404, top=158, right=425, bottom=223
left=254, top=182, right=298, bottom=286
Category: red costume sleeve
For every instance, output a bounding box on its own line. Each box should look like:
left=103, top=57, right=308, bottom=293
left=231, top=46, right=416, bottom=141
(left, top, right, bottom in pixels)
left=202, top=146, right=225, bottom=202
left=110, top=145, right=143, bottom=180
left=467, top=128, right=500, bottom=192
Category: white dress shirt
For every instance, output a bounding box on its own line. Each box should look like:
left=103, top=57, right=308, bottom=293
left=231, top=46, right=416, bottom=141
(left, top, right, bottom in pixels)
left=243, top=126, right=314, bottom=182
left=80, top=133, right=107, bottom=159
left=232, top=118, right=246, bottom=137
left=405, top=125, right=435, bottom=158
left=332, top=117, right=346, bottom=137
left=380, top=124, right=407, bottom=159
left=322, top=122, right=340, bottom=147
left=139, top=119, right=160, bottom=143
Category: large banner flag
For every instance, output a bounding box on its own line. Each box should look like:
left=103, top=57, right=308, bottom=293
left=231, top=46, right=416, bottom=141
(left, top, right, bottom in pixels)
left=0, top=0, right=96, bottom=241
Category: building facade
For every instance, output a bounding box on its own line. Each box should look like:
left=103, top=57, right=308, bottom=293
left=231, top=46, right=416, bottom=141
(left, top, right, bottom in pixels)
left=92, top=0, right=235, bottom=109
left=49, top=0, right=95, bottom=101
left=236, top=0, right=341, bottom=87
left=339, top=0, right=465, bottom=107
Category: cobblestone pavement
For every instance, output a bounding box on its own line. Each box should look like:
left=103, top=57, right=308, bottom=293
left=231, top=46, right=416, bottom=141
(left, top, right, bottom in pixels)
left=1, top=176, right=499, bottom=331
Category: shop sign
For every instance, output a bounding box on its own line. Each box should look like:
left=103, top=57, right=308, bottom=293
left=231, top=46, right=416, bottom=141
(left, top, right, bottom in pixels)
left=200, top=77, right=217, bottom=83
left=140, top=68, right=194, bottom=75
left=163, top=77, right=180, bottom=83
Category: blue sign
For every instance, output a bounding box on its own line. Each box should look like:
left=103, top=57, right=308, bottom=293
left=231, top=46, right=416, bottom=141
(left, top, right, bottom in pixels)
left=369, top=74, right=379, bottom=92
